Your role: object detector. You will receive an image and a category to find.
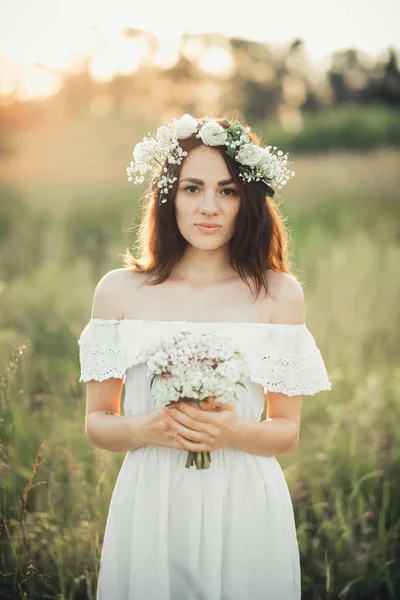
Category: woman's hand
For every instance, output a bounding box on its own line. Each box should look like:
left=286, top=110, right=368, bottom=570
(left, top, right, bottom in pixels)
left=163, top=397, right=241, bottom=452
left=140, top=407, right=187, bottom=451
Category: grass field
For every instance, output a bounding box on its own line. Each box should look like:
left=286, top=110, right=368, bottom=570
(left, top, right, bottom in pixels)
left=0, top=115, right=399, bottom=599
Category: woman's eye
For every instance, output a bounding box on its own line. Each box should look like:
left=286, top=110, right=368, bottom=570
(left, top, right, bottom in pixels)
left=182, top=186, right=237, bottom=195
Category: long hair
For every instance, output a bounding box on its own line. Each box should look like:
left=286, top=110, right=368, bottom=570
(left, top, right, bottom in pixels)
left=122, top=116, right=295, bottom=299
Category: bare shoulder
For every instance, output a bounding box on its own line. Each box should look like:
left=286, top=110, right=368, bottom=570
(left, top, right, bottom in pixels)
left=267, top=271, right=305, bottom=325
left=91, top=267, right=144, bottom=319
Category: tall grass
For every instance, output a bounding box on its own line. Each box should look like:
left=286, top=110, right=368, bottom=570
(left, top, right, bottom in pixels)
left=0, top=146, right=399, bottom=598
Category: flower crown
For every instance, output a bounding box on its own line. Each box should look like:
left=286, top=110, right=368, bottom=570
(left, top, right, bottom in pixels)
left=126, top=113, right=295, bottom=205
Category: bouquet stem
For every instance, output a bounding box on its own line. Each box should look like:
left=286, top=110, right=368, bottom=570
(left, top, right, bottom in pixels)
left=185, top=450, right=212, bottom=470
left=182, top=397, right=212, bottom=470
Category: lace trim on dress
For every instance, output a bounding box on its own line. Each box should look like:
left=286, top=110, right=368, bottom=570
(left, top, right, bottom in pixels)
left=78, top=319, right=331, bottom=396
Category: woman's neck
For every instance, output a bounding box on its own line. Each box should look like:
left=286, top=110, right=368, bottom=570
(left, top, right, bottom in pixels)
left=171, top=246, right=237, bottom=286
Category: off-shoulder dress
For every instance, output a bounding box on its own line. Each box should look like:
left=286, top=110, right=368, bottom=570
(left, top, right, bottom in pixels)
left=78, top=318, right=331, bottom=600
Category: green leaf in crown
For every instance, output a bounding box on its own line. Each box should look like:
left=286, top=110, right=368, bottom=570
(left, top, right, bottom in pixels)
left=225, top=145, right=237, bottom=159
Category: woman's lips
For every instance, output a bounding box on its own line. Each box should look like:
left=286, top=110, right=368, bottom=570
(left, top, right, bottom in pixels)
left=195, top=224, right=222, bottom=234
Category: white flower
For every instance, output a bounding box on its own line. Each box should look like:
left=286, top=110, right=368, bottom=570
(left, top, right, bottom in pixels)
left=235, top=143, right=264, bottom=167
left=260, top=163, right=275, bottom=179
left=146, top=331, right=249, bottom=412
left=199, top=122, right=228, bottom=146
left=137, top=162, right=149, bottom=175
left=133, top=139, right=157, bottom=164
left=256, top=147, right=272, bottom=168
left=156, top=125, right=174, bottom=144
left=173, top=114, right=198, bottom=139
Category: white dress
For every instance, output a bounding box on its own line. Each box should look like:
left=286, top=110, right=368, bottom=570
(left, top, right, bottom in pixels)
left=78, top=318, right=331, bottom=600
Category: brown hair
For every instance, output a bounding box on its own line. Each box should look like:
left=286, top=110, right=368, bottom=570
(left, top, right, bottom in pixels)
left=122, top=116, right=294, bottom=299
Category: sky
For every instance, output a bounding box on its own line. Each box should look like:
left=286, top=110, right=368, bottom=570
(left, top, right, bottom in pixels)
left=0, top=0, right=399, bottom=99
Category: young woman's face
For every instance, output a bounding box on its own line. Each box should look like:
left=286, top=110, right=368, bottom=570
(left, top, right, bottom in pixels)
left=174, top=144, right=241, bottom=251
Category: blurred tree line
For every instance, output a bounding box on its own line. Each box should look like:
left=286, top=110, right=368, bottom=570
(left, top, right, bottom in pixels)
left=0, top=31, right=399, bottom=149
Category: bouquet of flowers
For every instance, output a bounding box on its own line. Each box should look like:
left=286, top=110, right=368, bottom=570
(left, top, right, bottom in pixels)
left=145, top=331, right=250, bottom=469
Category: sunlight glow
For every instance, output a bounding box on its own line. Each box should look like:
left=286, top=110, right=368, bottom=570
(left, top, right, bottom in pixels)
left=197, top=47, right=235, bottom=78
left=0, top=59, right=19, bottom=96
left=16, top=66, right=63, bottom=101
left=181, top=38, right=206, bottom=62
left=90, top=34, right=149, bottom=80
left=0, top=0, right=398, bottom=100
left=90, top=53, right=117, bottom=82
left=152, top=36, right=181, bottom=70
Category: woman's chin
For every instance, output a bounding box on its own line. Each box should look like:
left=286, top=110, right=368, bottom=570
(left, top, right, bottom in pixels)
left=186, top=238, right=227, bottom=251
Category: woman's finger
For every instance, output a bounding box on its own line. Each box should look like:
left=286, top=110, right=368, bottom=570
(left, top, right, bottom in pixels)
left=207, top=400, right=233, bottom=412
left=167, top=407, right=208, bottom=430
left=165, top=417, right=204, bottom=442
left=171, top=401, right=212, bottom=423
left=173, top=434, right=209, bottom=453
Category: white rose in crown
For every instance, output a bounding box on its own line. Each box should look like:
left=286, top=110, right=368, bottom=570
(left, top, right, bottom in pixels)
left=173, top=114, right=199, bottom=139
left=256, top=147, right=272, bottom=167
left=133, top=139, right=157, bottom=164
left=199, top=122, right=228, bottom=146
left=156, top=125, right=174, bottom=144
left=235, top=143, right=264, bottom=167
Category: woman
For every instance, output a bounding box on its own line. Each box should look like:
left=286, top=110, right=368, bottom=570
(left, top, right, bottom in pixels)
left=78, top=114, right=331, bottom=599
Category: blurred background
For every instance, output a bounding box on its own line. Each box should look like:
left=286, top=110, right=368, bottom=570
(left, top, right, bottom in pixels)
left=0, top=0, right=400, bottom=598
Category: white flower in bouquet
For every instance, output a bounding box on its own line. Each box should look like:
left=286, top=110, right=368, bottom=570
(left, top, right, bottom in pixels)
left=145, top=331, right=250, bottom=469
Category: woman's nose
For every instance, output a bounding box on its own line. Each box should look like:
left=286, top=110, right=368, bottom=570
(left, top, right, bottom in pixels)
left=199, top=190, right=219, bottom=213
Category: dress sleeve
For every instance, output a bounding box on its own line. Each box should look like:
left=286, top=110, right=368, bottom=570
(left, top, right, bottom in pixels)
left=78, top=319, right=130, bottom=382
left=244, top=324, right=331, bottom=396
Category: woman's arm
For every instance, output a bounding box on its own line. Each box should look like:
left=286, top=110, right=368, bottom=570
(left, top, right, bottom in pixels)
left=85, top=269, right=139, bottom=452
left=85, top=379, right=149, bottom=453
left=83, top=269, right=184, bottom=453
left=84, top=269, right=147, bottom=452
left=233, top=273, right=305, bottom=456
left=86, top=399, right=181, bottom=453
left=232, top=273, right=304, bottom=456
left=230, top=403, right=300, bottom=457
left=87, top=410, right=148, bottom=453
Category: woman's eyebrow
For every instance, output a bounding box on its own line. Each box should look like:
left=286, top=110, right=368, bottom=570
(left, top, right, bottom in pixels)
left=179, top=177, right=235, bottom=186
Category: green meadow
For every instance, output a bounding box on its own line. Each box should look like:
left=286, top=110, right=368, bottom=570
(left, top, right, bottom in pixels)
left=0, top=111, right=399, bottom=598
